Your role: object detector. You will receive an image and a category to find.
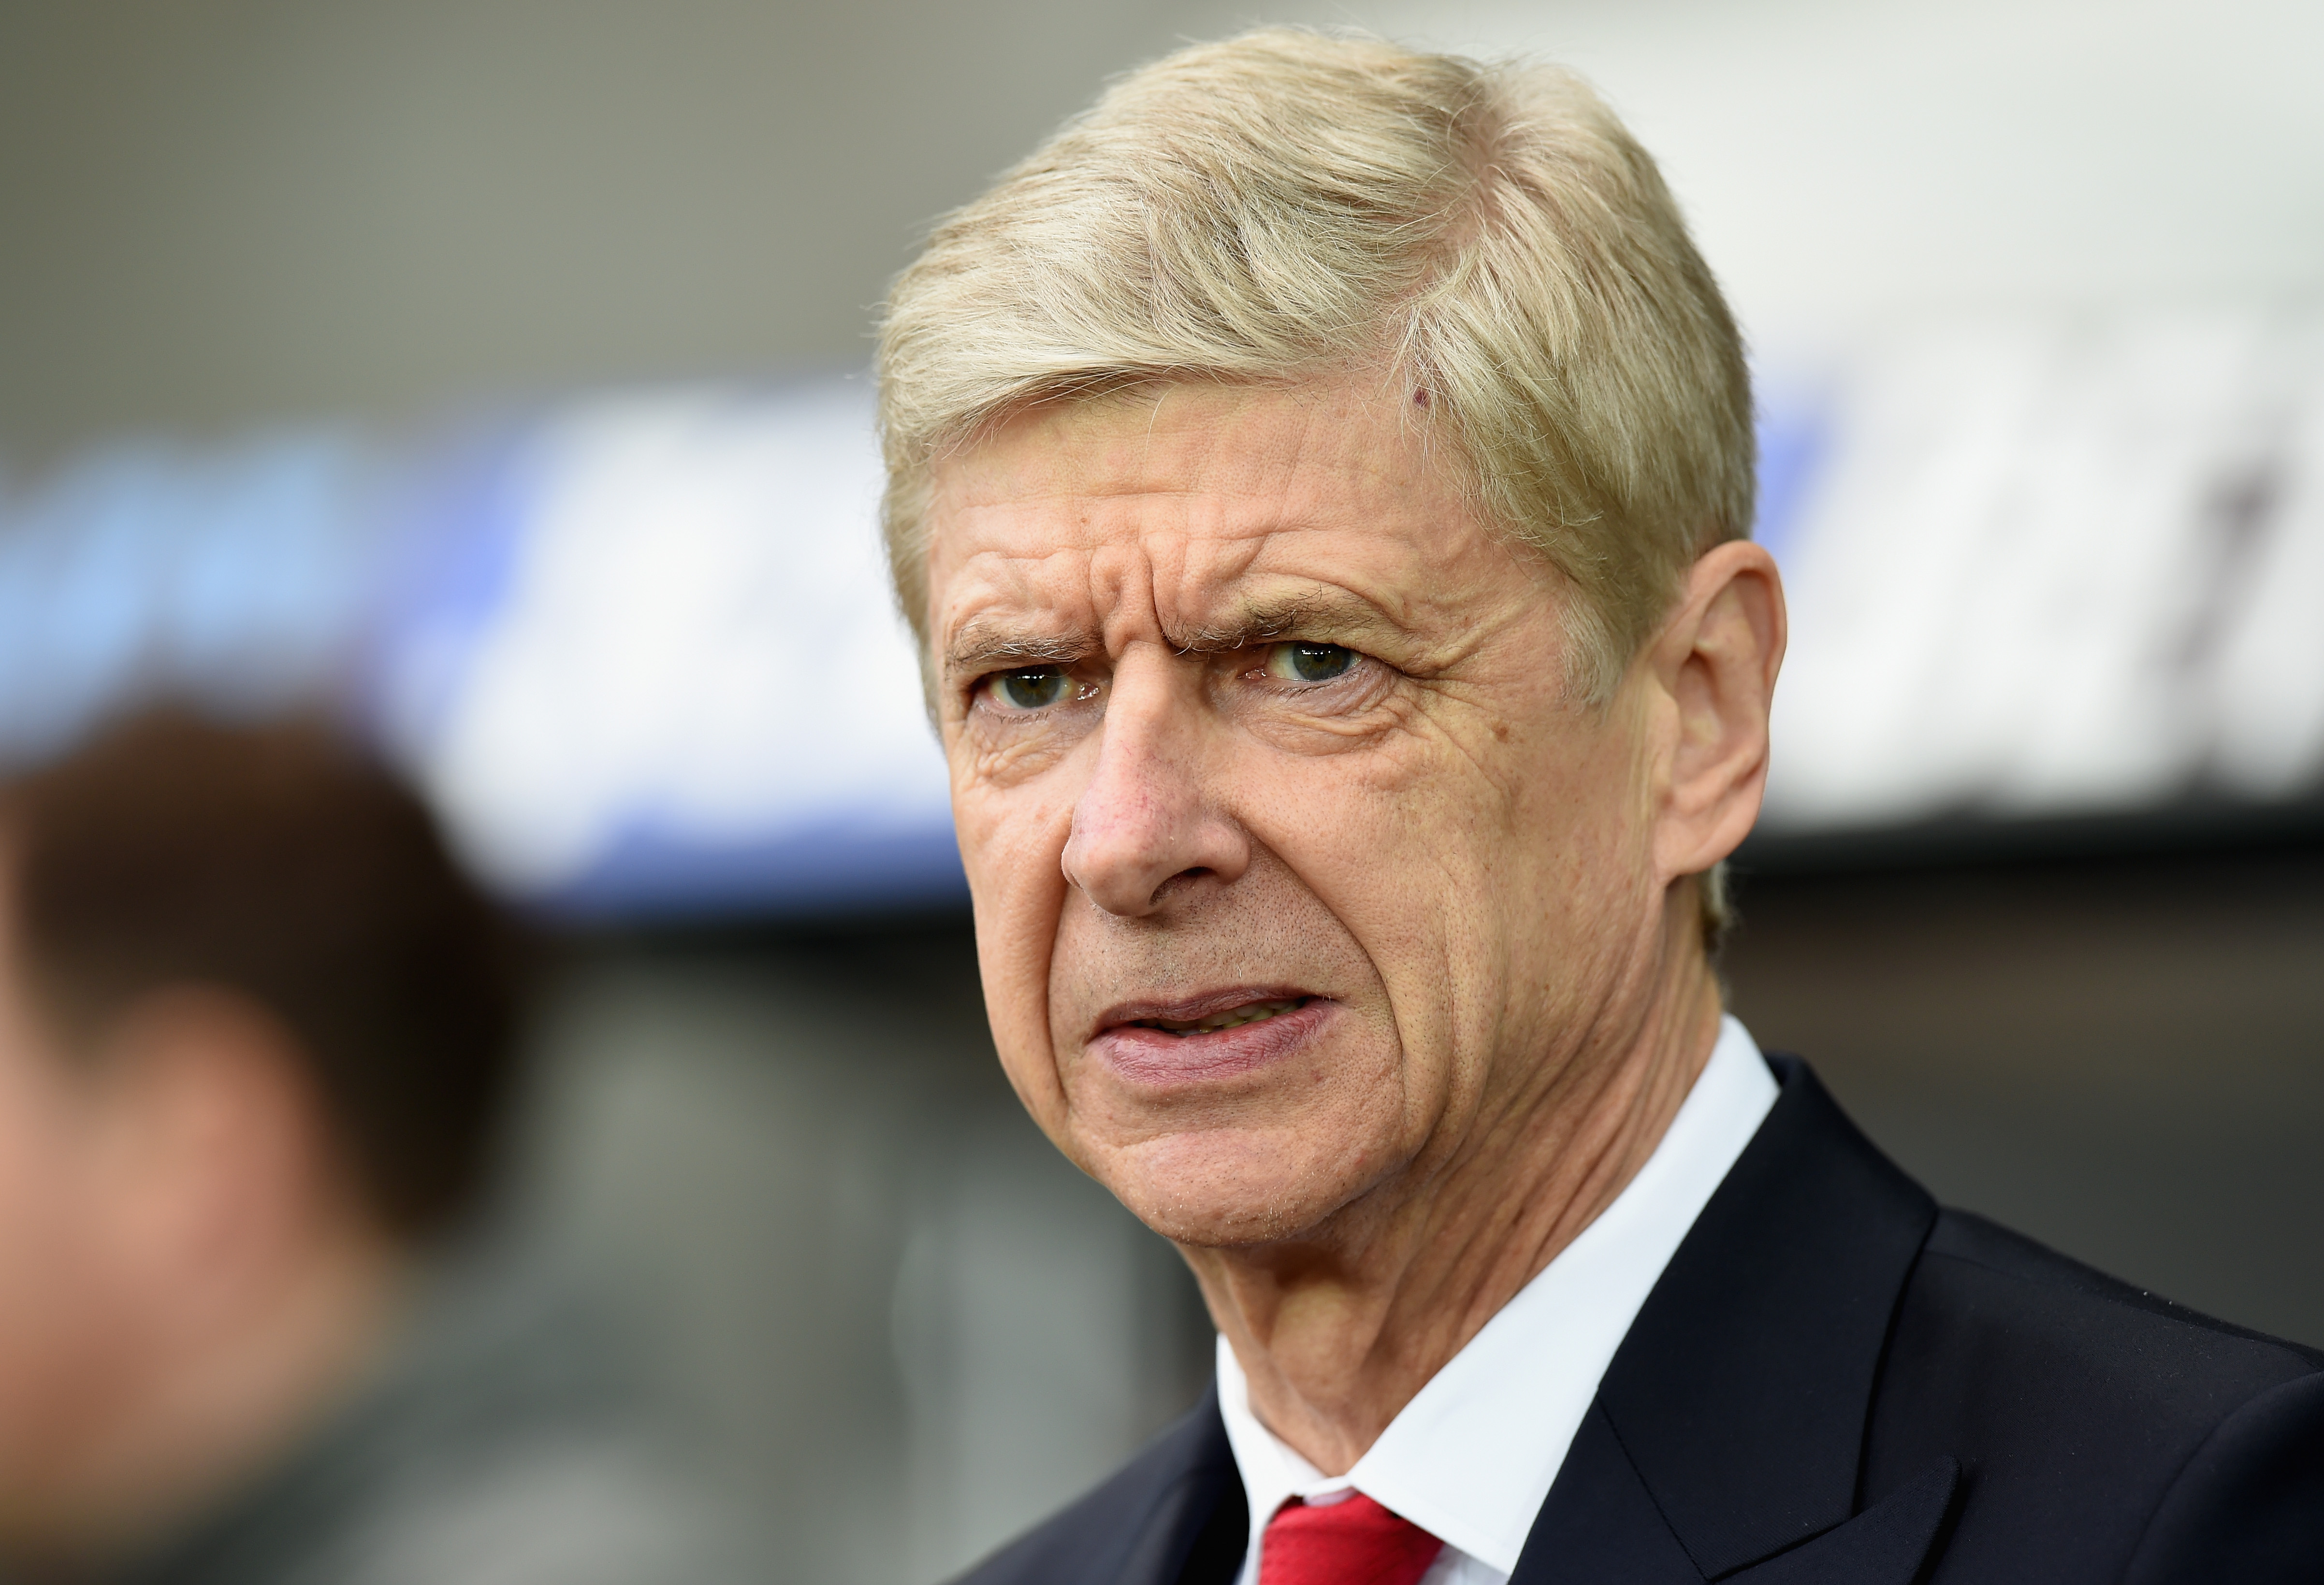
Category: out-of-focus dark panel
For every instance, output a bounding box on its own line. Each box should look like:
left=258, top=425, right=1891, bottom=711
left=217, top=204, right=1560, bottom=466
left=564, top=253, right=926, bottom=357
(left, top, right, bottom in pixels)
left=515, top=921, right=1214, bottom=1585
left=1723, top=849, right=2324, bottom=1346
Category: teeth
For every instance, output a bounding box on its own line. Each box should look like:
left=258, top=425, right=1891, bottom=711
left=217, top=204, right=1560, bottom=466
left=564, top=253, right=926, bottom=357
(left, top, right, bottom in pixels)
left=1141, top=998, right=1304, bottom=1035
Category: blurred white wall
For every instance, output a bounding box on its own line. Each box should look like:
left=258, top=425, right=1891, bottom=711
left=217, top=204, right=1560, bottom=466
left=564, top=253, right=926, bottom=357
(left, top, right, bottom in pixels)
left=3, top=0, right=2316, bottom=456
left=1365, top=0, right=2324, bottom=360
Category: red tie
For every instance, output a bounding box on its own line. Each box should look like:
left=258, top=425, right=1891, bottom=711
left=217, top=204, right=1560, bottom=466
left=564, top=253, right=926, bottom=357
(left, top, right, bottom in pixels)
left=1257, top=1493, right=1445, bottom=1585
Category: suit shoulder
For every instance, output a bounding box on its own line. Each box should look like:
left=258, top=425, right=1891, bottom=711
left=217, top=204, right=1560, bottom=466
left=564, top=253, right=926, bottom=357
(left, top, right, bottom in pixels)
left=2125, top=1368, right=2324, bottom=1582
left=1922, top=1209, right=2323, bottom=1378
left=1867, top=1209, right=2323, bottom=1581
left=951, top=1396, right=1241, bottom=1585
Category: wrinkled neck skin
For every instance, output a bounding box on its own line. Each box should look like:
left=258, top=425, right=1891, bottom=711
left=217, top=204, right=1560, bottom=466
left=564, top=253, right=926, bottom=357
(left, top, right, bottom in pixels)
left=1187, top=884, right=1723, bottom=1477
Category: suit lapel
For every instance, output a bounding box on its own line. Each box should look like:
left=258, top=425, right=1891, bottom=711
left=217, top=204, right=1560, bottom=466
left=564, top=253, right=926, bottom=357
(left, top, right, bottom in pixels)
left=1722, top=1457, right=1958, bottom=1584
left=1514, top=1057, right=1940, bottom=1583
left=1129, top=1388, right=1245, bottom=1585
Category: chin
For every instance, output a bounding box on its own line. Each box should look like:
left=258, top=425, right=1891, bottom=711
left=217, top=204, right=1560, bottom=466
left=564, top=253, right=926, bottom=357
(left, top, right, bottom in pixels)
left=1097, top=1127, right=1384, bottom=1250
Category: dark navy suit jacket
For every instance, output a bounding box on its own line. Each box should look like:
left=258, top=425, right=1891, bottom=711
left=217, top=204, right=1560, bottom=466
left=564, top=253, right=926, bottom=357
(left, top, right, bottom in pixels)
left=956, top=1056, right=2324, bottom=1585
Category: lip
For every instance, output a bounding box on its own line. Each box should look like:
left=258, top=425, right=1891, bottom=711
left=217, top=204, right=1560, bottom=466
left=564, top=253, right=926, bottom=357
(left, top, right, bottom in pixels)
left=1088, top=987, right=1333, bottom=1088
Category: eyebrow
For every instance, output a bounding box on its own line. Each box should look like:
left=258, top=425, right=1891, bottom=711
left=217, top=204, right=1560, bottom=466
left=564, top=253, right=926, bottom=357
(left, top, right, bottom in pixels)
left=940, top=588, right=1412, bottom=680
left=941, top=624, right=1092, bottom=680
left=1171, top=591, right=1408, bottom=654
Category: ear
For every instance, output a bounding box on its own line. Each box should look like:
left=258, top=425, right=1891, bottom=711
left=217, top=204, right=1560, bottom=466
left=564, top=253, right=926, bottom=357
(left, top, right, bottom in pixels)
left=88, top=990, right=338, bottom=1297
left=1643, top=539, right=1787, bottom=885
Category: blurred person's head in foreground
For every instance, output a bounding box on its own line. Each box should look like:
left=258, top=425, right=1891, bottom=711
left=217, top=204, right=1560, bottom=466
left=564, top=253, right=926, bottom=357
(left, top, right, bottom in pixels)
left=881, top=27, right=2324, bottom=1584
left=0, top=708, right=521, bottom=1569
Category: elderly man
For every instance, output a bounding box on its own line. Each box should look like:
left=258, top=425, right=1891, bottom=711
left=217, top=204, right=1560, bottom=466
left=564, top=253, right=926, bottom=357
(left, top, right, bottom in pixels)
left=878, top=29, right=2324, bottom=1585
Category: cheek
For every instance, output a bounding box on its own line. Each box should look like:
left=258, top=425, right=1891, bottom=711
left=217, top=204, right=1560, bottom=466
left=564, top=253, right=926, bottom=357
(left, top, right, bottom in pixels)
left=954, top=781, right=1075, bottom=1111
left=1481, top=729, right=1667, bottom=1030
left=1254, top=718, right=1519, bottom=936
left=0, top=1136, right=107, bottom=1431
left=1228, top=755, right=1487, bottom=1093
left=1251, top=702, right=1629, bottom=1043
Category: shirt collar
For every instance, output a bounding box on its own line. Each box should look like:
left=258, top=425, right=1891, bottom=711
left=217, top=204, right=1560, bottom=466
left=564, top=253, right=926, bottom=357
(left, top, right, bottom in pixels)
left=1216, top=1015, right=1779, bottom=1577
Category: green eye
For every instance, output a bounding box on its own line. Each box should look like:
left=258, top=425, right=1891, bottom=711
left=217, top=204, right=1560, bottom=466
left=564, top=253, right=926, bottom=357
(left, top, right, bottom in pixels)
left=991, top=667, right=1073, bottom=710
left=1264, top=642, right=1358, bottom=684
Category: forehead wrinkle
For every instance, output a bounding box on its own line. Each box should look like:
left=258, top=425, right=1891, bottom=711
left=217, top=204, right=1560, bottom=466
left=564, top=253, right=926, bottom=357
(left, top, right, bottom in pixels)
left=936, top=541, right=1112, bottom=681
left=943, top=497, right=1457, bottom=670
left=930, top=383, right=1470, bottom=671
left=1086, top=530, right=1169, bottom=661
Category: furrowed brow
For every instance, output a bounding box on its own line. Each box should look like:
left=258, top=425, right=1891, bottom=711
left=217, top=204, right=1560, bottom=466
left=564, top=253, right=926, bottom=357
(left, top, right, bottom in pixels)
left=1172, top=591, right=1405, bottom=654
left=942, top=624, right=1091, bottom=680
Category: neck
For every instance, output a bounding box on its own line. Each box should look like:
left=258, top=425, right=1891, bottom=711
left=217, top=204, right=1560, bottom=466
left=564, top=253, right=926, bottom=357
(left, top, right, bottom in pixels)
left=1186, top=898, right=1725, bottom=1476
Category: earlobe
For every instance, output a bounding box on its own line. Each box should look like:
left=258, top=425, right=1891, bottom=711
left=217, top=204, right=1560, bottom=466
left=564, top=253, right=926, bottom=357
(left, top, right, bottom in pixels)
left=1651, top=541, right=1787, bottom=885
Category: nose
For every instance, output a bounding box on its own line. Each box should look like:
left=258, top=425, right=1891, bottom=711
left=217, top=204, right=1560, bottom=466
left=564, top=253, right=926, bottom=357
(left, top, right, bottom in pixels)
left=1060, top=664, right=1249, bottom=918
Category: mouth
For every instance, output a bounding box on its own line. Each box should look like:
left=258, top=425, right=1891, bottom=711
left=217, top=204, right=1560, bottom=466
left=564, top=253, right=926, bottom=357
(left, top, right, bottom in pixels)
left=1127, top=996, right=1311, bottom=1036
left=1089, top=989, right=1330, bottom=1087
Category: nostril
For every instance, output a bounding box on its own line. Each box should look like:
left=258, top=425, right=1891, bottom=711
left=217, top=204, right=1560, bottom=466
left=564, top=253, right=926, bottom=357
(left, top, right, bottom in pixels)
left=1147, top=866, right=1216, bottom=908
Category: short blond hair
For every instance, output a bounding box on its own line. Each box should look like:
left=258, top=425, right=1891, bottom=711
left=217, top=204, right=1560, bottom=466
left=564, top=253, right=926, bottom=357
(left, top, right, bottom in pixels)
left=876, top=27, right=1753, bottom=931
left=878, top=26, right=1753, bottom=697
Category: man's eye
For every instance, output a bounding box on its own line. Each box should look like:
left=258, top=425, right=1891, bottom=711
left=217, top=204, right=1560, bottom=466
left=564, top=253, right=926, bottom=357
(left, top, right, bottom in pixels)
left=989, top=667, right=1074, bottom=710
left=1263, top=642, right=1359, bottom=684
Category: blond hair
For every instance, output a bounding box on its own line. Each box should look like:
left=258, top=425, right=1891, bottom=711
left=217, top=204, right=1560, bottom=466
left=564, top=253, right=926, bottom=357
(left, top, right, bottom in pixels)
left=877, top=27, right=1753, bottom=931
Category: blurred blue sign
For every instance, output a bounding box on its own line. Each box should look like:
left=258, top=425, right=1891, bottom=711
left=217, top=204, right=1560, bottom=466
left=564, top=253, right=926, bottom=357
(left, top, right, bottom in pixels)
left=0, top=378, right=959, bottom=919
left=0, top=321, right=2320, bottom=920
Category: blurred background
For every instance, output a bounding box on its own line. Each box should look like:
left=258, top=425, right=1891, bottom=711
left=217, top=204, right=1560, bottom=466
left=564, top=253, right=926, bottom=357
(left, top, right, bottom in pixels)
left=0, top=0, right=2319, bottom=1579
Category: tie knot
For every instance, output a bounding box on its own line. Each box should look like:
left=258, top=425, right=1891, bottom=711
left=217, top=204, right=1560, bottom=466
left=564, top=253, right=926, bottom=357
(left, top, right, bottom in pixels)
left=1258, top=1492, right=1444, bottom=1585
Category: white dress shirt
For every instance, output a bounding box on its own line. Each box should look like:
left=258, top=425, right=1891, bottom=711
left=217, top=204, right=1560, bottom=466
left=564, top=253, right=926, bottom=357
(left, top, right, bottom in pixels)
left=1216, top=1015, right=1780, bottom=1585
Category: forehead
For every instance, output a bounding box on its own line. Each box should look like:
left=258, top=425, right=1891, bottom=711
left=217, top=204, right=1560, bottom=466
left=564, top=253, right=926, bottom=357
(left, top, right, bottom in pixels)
left=923, top=379, right=1491, bottom=645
